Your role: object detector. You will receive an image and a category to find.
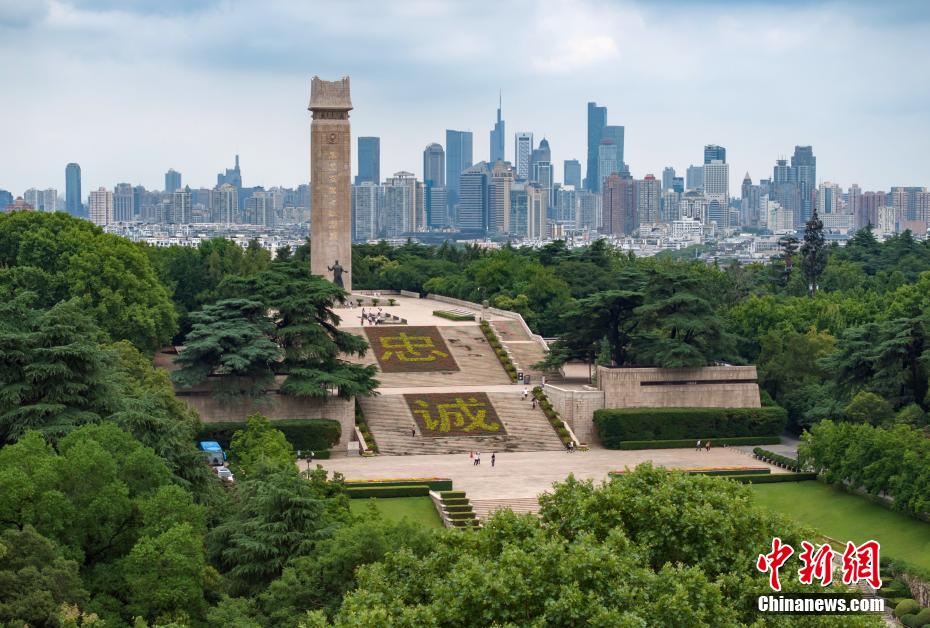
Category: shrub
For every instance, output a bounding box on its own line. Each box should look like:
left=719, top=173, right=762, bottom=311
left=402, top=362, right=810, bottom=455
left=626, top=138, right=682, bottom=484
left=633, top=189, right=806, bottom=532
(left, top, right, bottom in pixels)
left=480, top=320, right=517, bottom=382
left=617, top=436, right=781, bottom=450
left=594, top=407, right=788, bottom=448
left=345, top=478, right=453, bottom=491
left=199, top=419, right=340, bottom=452
left=731, top=473, right=818, bottom=484
left=896, top=598, right=923, bottom=617
left=433, top=310, right=474, bottom=322
left=752, top=447, right=801, bottom=471
left=346, top=485, right=430, bottom=499
left=371, top=298, right=380, bottom=306
left=388, top=298, right=397, bottom=306
left=914, top=608, right=930, bottom=626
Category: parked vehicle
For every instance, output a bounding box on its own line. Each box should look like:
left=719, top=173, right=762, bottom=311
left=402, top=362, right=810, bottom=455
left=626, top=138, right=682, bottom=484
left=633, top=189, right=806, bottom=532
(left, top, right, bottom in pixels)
left=199, top=441, right=227, bottom=466
left=213, top=466, right=235, bottom=483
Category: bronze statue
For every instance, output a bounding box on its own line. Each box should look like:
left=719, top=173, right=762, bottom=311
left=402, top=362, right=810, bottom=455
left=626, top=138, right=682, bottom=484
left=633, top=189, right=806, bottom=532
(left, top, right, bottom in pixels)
left=327, top=259, right=347, bottom=289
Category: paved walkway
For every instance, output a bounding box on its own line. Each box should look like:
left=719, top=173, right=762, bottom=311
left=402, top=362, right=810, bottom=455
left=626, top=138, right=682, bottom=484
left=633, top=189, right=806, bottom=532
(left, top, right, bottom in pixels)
left=310, top=446, right=787, bottom=501
left=337, top=294, right=511, bottom=328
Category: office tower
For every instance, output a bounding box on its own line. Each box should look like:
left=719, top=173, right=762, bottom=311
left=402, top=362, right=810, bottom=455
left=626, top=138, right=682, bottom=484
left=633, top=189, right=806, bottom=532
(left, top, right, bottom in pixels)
left=672, top=177, right=684, bottom=193
left=529, top=138, right=551, bottom=178
left=703, top=160, right=729, bottom=229
left=847, top=184, right=864, bottom=229
left=488, top=160, right=514, bottom=234
left=686, top=165, right=704, bottom=191
left=381, top=178, right=415, bottom=238
left=352, top=182, right=380, bottom=241
left=601, top=125, right=624, bottom=169
left=740, top=174, right=761, bottom=227
left=597, top=140, right=620, bottom=188
left=601, top=172, right=636, bottom=235
left=818, top=182, right=841, bottom=214
left=891, top=186, right=927, bottom=221
left=458, top=162, right=490, bottom=233
left=217, top=154, right=242, bottom=188
left=564, top=159, right=581, bottom=189
left=662, top=167, right=676, bottom=191
left=356, top=137, right=380, bottom=185
left=917, top=191, right=930, bottom=224
left=791, top=146, right=816, bottom=224
left=526, top=183, right=548, bottom=240
left=661, top=190, right=681, bottom=222
left=24, top=188, right=58, bottom=212
left=114, top=183, right=134, bottom=221
left=577, top=190, right=601, bottom=230
left=165, top=169, right=182, bottom=193
left=510, top=182, right=529, bottom=237
left=88, top=187, right=114, bottom=226
left=532, top=160, right=554, bottom=210
left=212, top=183, right=238, bottom=224
left=66, top=163, right=82, bottom=216
left=170, top=188, right=193, bottom=224
left=445, top=129, right=473, bottom=219
left=635, top=174, right=660, bottom=225
left=514, top=132, right=533, bottom=180
left=555, top=186, right=577, bottom=225
left=0, top=190, right=12, bottom=210
left=490, top=94, right=505, bottom=163
left=703, top=144, right=726, bottom=164
left=426, top=186, right=448, bottom=228
left=585, top=102, right=607, bottom=191
left=422, top=143, right=445, bottom=187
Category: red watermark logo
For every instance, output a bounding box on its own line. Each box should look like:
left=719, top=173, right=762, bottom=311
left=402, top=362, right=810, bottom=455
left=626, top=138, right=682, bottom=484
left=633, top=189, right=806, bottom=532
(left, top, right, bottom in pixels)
left=756, top=538, right=881, bottom=591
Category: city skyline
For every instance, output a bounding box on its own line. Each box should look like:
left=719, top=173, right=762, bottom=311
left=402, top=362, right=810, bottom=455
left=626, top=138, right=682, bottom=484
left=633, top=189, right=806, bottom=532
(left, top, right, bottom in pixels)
left=2, top=1, right=929, bottom=194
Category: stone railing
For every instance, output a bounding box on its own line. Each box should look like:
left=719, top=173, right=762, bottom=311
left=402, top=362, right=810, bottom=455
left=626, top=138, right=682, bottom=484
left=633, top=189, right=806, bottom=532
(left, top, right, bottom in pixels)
left=399, top=289, right=420, bottom=298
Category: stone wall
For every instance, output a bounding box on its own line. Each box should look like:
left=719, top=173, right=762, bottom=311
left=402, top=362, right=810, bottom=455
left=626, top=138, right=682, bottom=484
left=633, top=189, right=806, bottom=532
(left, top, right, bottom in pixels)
left=543, top=384, right=605, bottom=444
left=598, top=365, right=761, bottom=409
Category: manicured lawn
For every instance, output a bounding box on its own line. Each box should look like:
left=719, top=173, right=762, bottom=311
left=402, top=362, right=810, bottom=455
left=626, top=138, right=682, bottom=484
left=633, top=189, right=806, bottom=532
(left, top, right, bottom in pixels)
left=348, top=496, right=444, bottom=529
left=751, top=481, right=930, bottom=570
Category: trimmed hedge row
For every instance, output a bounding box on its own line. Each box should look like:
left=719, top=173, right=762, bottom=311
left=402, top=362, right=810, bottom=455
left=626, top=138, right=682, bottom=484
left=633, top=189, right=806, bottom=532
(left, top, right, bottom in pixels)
left=593, top=407, right=788, bottom=448
left=688, top=468, right=771, bottom=477
left=199, top=419, right=340, bottom=452
left=345, top=478, right=453, bottom=491
left=615, top=436, right=781, bottom=450
left=355, top=400, right=379, bottom=453
left=753, top=447, right=801, bottom=472
left=732, top=473, right=818, bottom=484
left=433, top=310, right=475, bottom=321
left=532, top=386, right=574, bottom=447
left=346, top=485, right=430, bottom=499
left=480, top=320, right=518, bottom=382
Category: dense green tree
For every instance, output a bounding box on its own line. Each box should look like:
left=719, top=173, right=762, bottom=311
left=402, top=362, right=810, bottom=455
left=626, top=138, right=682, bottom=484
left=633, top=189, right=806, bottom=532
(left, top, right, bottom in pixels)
left=0, top=526, right=88, bottom=627
left=843, top=391, right=895, bottom=425
left=801, top=209, right=828, bottom=296
left=228, top=414, right=295, bottom=478
left=172, top=299, right=282, bottom=399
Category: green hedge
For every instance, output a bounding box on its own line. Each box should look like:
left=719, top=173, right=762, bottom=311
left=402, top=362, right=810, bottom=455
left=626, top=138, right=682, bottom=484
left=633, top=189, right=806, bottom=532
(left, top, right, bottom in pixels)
left=199, top=419, right=340, bottom=452
left=345, top=478, right=452, bottom=491
left=346, top=485, right=430, bottom=499
left=433, top=310, right=474, bottom=321
left=615, top=436, right=781, bottom=450
left=594, top=407, right=788, bottom=448
left=689, top=468, right=771, bottom=477
left=753, top=447, right=801, bottom=472
left=732, top=473, right=818, bottom=484
left=480, top=321, right=517, bottom=383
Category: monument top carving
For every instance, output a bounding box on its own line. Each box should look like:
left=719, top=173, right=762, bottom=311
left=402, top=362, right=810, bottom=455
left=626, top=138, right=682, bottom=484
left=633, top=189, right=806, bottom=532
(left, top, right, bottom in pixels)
left=309, top=76, right=353, bottom=111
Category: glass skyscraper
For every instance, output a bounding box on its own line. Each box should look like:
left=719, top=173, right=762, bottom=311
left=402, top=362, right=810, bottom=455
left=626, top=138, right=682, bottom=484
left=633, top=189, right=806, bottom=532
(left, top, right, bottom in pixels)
left=65, top=162, right=82, bottom=216
left=490, top=95, right=505, bottom=163
left=791, top=145, right=816, bottom=224
left=585, top=102, right=607, bottom=191
left=356, top=137, right=380, bottom=185
left=564, top=159, right=581, bottom=189
left=445, top=129, right=473, bottom=219
left=704, top=144, right=726, bottom=164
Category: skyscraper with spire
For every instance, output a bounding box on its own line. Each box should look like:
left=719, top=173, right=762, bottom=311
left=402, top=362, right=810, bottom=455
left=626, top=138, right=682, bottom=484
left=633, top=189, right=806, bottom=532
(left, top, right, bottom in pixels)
left=489, top=93, right=505, bottom=163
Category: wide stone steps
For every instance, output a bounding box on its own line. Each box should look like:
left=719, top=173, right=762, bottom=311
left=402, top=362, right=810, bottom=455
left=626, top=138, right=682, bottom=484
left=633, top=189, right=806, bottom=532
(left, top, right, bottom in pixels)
left=472, top=497, right=541, bottom=521
left=489, top=321, right=562, bottom=384
left=359, top=392, right=564, bottom=456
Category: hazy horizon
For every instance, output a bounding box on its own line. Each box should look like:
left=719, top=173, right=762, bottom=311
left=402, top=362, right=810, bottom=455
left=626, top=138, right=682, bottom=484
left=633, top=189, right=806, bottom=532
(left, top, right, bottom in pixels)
left=2, top=0, right=929, bottom=196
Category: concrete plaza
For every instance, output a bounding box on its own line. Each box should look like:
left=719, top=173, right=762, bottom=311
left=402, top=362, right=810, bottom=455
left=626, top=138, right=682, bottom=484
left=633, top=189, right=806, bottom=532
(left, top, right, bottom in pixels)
left=310, top=446, right=787, bottom=501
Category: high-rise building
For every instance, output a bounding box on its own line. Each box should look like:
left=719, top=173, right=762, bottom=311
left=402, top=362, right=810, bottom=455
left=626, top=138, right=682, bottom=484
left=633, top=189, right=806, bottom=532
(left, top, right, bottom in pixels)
left=217, top=155, right=242, bottom=189
left=514, top=132, right=533, bottom=180
left=24, top=188, right=58, bottom=212
left=114, top=183, right=134, bottom=221
left=740, top=174, right=761, bottom=227
left=526, top=183, right=548, bottom=240
left=685, top=165, right=704, bottom=191
left=0, top=190, right=13, bottom=211
left=426, top=186, right=448, bottom=228
left=916, top=191, right=930, bottom=224
left=490, top=94, right=505, bottom=163
left=88, top=187, right=114, bottom=226
left=66, top=163, right=82, bottom=216
left=679, top=190, right=708, bottom=223
left=661, top=190, right=681, bottom=222
left=662, top=167, right=676, bottom=191
left=635, top=175, right=661, bottom=225
left=563, top=159, right=581, bottom=189
left=818, top=182, right=842, bottom=214
left=165, top=169, right=182, bottom=193
left=356, top=137, right=380, bottom=185
left=423, top=143, right=445, bottom=186
left=170, top=188, right=193, bottom=224
left=585, top=102, right=607, bottom=191
left=385, top=171, right=423, bottom=232
left=211, top=184, right=238, bottom=224
left=576, top=190, right=601, bottom=231
left=791, top=146, right=816, bottom=224
left=597, top=140, right=620, bottom=188
left=847, top=184, right=864, bottom=229
left=445, top=129, right=473, bottom=219
left=458, top=162, right=490, bottom=233
left=704, top=144, right=726, bottom=164
left=703, top=160, right=729, bottom=230
left=672, top=177, right=684, bottom=193
left=602, top=172, right=636, bottom=235
left=601, top=125, right=624, bottom=169
left=352, top=182, right=380, bottom=241
left=488, top=160, right=514, bottom=234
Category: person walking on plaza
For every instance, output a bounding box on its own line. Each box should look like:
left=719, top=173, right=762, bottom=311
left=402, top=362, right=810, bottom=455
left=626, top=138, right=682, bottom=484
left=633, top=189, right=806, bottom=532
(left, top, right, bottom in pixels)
left=491, top=453, right=496, bottom=467
left=705, top=440, right=711, bottom=452
left=695, top=439, right=701, bottom=451
left=476, top=451, right=481, bottom=466
left=523, top=387, right=529, bottom=401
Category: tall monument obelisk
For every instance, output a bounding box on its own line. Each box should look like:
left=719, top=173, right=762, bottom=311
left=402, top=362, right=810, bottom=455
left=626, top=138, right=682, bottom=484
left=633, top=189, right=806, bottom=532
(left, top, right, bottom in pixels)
left=309, top=76, right=353, bottom=291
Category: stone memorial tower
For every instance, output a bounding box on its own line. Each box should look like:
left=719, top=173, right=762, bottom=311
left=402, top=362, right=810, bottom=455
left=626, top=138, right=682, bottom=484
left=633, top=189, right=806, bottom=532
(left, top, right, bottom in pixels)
left=309, top=76, right=353, bottom=291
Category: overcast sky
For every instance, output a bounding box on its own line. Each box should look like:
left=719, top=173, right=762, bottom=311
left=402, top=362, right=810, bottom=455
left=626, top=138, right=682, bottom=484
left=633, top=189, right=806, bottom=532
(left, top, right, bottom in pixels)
left=2, top=0, right=928, bottom=196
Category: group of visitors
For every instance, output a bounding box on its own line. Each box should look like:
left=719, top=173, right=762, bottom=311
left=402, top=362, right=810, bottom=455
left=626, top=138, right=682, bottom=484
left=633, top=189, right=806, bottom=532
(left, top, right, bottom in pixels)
left=695, top=439, right=712, bottom=451
left=359, top=307, right=384, bottom=326
left=469, top=451, right=496, bottom=467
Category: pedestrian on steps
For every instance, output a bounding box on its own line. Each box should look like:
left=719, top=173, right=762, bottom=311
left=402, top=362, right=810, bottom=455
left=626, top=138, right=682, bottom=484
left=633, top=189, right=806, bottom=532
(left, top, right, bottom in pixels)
left=523, top=387, right=529, bottom=400
left=491, top=453, right=496, bottom=467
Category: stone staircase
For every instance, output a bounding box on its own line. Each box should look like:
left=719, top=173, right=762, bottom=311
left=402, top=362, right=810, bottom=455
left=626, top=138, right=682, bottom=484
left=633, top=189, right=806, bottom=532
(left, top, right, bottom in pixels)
left=471, top=497, right=541, bottom=521
left=358, top=392, right=565, bottom=455
left=489, top=321, right=562, bottom=384
left=343, top=325, right=511, bottom=388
